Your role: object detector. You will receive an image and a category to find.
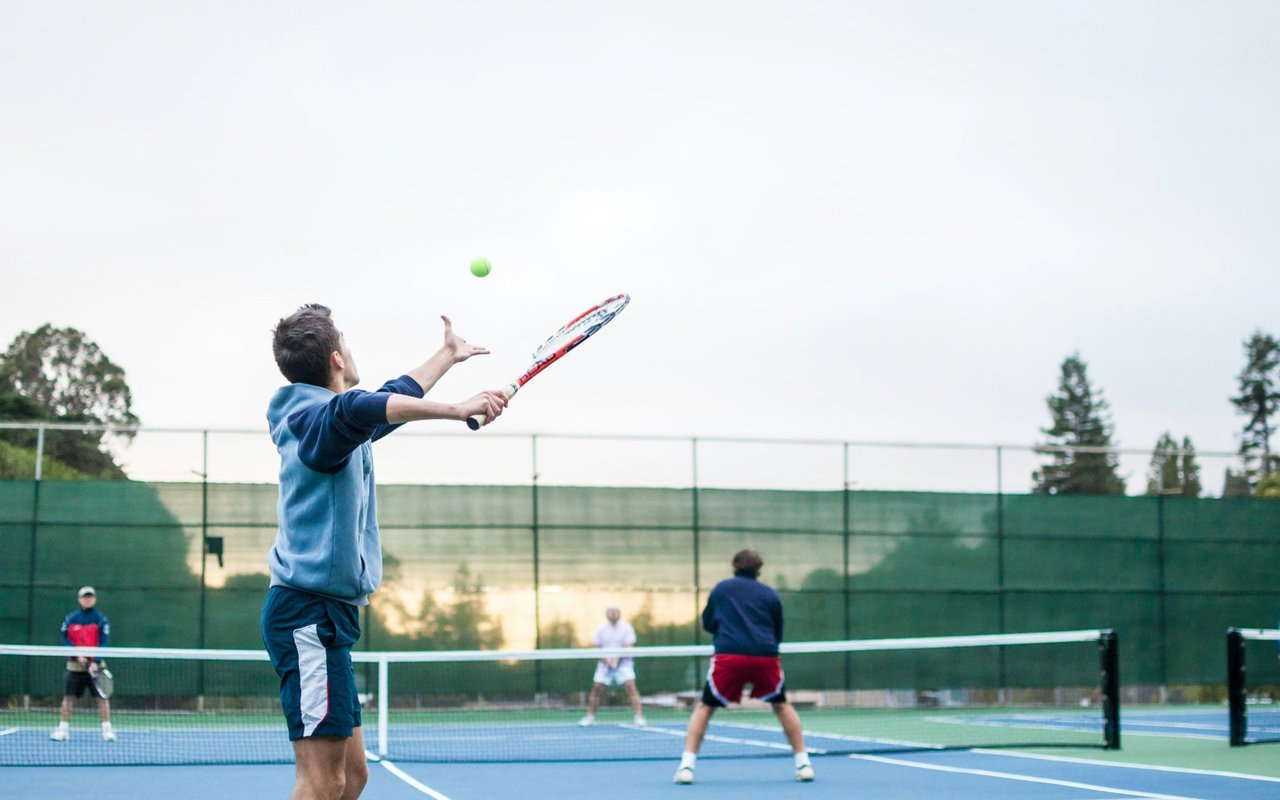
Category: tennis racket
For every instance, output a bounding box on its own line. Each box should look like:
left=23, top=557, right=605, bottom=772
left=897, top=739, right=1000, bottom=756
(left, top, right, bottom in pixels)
left=89, top=664, right=114, bottom=699
left=467, top=293, right=630, bottom=430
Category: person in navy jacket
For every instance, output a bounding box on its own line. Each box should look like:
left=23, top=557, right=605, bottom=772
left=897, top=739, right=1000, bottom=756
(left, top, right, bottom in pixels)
left=674, top=550, right=814, bottom=785
left=261, top=304, right=506, bottom=800
left=50, top=586, right=114, bottom=742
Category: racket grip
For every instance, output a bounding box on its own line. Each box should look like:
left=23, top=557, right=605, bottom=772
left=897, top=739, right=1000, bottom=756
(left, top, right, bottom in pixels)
left=466, top=384, right=519, bottom=430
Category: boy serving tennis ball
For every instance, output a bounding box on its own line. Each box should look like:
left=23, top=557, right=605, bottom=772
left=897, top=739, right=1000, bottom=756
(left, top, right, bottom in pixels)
left=262, top=305, right=507, bottom=800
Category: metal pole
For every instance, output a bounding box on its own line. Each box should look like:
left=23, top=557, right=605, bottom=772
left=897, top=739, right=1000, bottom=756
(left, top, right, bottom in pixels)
left=199, top=432, right=209, bottom=648
left=198, top=431, right=209, bottom=706
left=1156, top=493, right=1167, bottom=691
left=1227, top=628, right=1246, bottom=746
left=531, top=435, right=541, bottom=692
left=24, top=425, right=45, bottom=699
left=1100, top=629, right=1121, bottom=749
left=34, top=424, right=45, bottom=481
left=691, top=438, right=700, bottom=645
left=378, top=657, right=390, bottom=756
left=996, top=446, right=1006, bottom=698
left=842, top=442, right=851, bottom=690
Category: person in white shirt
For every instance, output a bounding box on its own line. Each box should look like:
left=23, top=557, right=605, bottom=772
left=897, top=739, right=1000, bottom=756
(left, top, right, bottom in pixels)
left=579, top=606, right=645, bottom=727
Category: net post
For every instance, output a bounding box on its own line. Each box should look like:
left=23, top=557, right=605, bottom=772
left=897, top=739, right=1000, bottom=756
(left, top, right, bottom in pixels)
left=1099, top=629, right=1120, bottom=749
left=1227, top=627, right=1246, bottom=747
left=378, top=656, right=390, bottom=757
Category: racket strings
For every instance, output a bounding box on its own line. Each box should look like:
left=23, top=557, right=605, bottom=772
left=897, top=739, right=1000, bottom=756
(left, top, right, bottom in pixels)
left=530, top=296, right=629, bottom=361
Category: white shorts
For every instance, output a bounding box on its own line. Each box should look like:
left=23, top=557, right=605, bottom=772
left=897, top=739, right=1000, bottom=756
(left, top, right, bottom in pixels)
left=592, top=662, right=637, bottom=686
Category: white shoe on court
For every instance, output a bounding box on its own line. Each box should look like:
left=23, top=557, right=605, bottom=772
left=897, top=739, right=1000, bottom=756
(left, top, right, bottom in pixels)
left=795, top=763, right=815, bottom=782
left=578, top=714, right=596, bottom=727
left=632, top=714, right=647, bottom=727
left=102, top=728, right=117, bottom=742
left=50, top=728, right=69, bottom=742
left=673, top=766, right=694, bottom=785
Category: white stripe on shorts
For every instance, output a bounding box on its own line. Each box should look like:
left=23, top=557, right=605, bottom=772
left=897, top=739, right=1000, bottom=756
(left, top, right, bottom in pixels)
left=294, top=623, right=328, bottom=737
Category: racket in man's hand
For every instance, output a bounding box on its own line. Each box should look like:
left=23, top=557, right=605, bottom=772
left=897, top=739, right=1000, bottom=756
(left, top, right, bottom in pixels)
left=90, top=664, right=114, bottom=699
left=467, top=293, right=630, bottom=430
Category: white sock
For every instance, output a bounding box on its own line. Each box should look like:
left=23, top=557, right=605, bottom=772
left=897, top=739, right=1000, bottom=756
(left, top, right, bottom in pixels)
left=680, top=751, right=697, bottom=770
left=102, top=721, right=112, bottom=729
left=57, top=721, right=69, bottom=730
left=794, top=752, right=810, bottom=768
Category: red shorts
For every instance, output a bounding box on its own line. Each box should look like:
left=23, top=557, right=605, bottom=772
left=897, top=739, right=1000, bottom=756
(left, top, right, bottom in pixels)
left=702, top=653, right=786, bottom=707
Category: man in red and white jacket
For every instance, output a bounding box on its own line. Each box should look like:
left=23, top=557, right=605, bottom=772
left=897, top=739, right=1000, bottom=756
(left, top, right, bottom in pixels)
left=51, top=586, right=114, bottom=742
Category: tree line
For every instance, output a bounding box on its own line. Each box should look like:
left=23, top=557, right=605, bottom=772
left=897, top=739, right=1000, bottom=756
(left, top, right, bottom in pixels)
left=1, top=324, right=1278, bottom=497
left=1034, top=332, right=1280, bottom=498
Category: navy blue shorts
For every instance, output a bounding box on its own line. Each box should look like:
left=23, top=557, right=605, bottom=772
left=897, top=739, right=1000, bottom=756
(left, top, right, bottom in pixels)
left=261, top=586, right=362, bottom=740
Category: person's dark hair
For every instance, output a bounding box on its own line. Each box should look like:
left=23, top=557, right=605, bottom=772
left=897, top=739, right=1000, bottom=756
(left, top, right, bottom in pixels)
left=732, top=548, right=763, bottom=579
left=273, top=304, right=341, bottom=386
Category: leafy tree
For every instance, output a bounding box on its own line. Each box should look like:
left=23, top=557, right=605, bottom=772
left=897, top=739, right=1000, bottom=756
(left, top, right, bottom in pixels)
left=1256, top=472, right=1280, bottom=500
left=1230, top=331, right=1280, bottom=489
left=0, top=325, right=138, bottom=478
left=540, top=619, right=578, bottom=648
left=1145, top=433, right=1202, bottom=497
left=1033, top=353, right=1126, bottom=495
left=376, top=564, right=504, bottom=650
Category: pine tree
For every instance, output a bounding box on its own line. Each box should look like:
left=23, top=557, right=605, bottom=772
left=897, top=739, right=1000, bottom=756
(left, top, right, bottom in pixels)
left=1179, top=436, right=1202, bottom=498
left=1033, top=353, right=1126, bottom=495
left=1230, top=331, right=1280, bottom=490
left=1145, top=433, right=1201, bottom=497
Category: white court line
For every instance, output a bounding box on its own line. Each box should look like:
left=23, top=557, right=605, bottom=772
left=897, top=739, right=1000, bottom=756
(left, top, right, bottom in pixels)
left=621, top=722, right=820, bottom=753
left=0, top=728, right=17, bottom=737
left=969, top=748, right=1280, bottom=784
left=851, top=753, right=1206, bottom=800
left=707, top=720, right=944, bottom=751
left=365, top=751, right=454, bottom=800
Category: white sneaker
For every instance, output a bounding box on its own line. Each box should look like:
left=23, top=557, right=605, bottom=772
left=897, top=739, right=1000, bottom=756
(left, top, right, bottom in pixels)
left=673, top=766, right=694, bottom=785
left=795, top=763, right=815, bottom=782
left=578, top=714, right=596, bottom=727
left=50, top=728, right=69, bottom=742
left=102, top=728, right=117, bottom=742
left=632, top=714, right=647, bottom=727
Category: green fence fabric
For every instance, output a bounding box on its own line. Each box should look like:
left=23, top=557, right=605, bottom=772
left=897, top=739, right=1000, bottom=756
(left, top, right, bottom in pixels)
left=2, top=480, right=1278, bottom=686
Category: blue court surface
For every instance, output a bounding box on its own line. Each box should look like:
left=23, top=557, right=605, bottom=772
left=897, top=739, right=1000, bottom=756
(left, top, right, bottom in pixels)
left=5, top=748, right=1280, bottom=800
left=7, top=711, right=1280, bottom=800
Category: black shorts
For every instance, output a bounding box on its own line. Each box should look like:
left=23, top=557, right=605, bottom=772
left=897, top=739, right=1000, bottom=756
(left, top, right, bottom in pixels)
left=64, top=669, right=95, bottom=698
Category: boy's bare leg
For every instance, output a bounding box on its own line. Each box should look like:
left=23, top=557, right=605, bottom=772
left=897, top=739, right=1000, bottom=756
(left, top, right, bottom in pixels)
left=772, top=701, right=806, bottom=753
left=625, top=681, right=643, bottom=717
left=341, top=728, right=369, bottom=800
left=293, top=736, right=349, bottom=800
left=586, top=683, right=604, bottom=715
left=682, top=702, right=716, bottom=753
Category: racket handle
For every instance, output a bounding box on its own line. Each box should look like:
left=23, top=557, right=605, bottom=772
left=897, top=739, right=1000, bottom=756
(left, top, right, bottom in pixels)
left=466, top=384, right=519, bottom=430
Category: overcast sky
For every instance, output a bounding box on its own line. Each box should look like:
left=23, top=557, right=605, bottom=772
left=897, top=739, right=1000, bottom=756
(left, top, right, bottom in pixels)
left=1, top=1, right=1277, bottom=491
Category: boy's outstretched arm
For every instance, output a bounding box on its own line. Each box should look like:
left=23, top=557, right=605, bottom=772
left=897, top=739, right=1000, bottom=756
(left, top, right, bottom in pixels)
left=405, top=316, right=489, bottom=395
left=385, top=391, right=507, bottom=426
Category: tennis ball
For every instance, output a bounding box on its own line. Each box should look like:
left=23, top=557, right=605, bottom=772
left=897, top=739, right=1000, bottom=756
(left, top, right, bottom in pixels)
left=470, top=258, right=491, bottom=278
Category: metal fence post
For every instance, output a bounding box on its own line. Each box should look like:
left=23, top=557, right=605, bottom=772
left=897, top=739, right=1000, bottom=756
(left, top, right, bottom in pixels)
left=691, top=437, right=700, bottom=646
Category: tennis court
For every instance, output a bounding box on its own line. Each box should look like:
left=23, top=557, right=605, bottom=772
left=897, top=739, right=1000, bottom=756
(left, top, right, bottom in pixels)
left=6, top=731, right=1280, bottom=800
left=5, top=629, right=1280, bottom=799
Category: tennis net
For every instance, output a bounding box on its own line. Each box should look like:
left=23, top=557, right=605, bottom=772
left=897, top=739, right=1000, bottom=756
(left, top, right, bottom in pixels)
left=1227, top=627, right=1280, bottom=746
left=0, top=629, right=1118, bottom=766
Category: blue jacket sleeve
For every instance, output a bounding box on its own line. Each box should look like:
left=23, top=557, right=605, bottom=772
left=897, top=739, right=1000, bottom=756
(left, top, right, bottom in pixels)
left=701, top=588, right=719, bottom=634
left=773, top=593, right=784, bottom=644
left=289, top=391, right=390, bottom=473
left=369, top=375, right=425, bottom=443
left=61, top=613, right=72, bottom=646
left=289, top=376, right=426, bottom=472
left=97, top=611, right=110, bottom=649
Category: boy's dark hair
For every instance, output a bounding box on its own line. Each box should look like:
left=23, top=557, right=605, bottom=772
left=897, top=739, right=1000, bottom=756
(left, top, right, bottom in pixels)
left=732, top=548, right=763, bottom=579
left=273, top=304, right=341, bottom=386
